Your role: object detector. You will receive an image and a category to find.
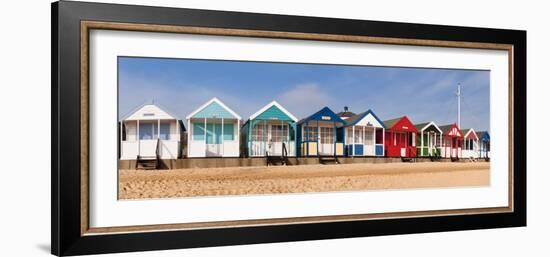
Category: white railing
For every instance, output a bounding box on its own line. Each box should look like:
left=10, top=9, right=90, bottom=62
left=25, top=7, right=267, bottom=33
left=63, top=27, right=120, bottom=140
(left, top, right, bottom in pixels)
left=250, top=141, right=295, bottom=157
left=120, top=139, right=179, bottom=160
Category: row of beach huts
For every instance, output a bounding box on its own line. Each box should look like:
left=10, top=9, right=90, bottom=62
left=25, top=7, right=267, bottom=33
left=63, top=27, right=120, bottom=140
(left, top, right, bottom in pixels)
left=119, top=98, right=490, bottom=165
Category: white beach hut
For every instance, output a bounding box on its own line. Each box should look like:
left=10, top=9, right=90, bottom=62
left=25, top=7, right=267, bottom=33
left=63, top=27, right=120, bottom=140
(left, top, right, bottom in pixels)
left=461, top=128, right=480, bottom=159
left=120, top=103, right=183, bottom=161
left=186, top=98, right=242, bottom=158
left=343, top=109, right=386, bottom=157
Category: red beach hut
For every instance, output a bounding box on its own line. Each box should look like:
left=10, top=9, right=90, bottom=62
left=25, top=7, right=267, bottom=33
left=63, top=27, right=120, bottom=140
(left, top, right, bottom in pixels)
left=439, top=123, right=463, bottom=159
left=383, top=116, right=418, bottom=157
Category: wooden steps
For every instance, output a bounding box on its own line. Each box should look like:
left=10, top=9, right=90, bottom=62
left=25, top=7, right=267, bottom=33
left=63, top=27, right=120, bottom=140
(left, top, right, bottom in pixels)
left=266, top=142, right=290, bottom=166
left=401, top=157, right=415, bottom=162
left=266, top=155, right=289, bottom=166
left=319, top=155, right=340, bottom=165
left=136, top=156, right=159, bottom=170
left=136, top=139, right=161, bottom=170
left=429, top=155, right=441, bottom=162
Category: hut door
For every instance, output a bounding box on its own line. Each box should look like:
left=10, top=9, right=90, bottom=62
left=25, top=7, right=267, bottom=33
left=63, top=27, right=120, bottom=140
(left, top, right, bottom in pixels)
left=399, top=133, right=407, bottom=157
left=205, top=123, right=222, bottom=157
left=269, top=124, right=285, bottom=156
left=364, top=128, right=374, bottom=156
left=319, top=127, right=334, bottom=155
left=451, top=138, right=458, bottom=158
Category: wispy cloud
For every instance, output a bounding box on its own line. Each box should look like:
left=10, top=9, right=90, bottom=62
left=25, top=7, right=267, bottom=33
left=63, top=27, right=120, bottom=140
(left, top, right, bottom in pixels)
left=277, top=83, right=332, bottom=117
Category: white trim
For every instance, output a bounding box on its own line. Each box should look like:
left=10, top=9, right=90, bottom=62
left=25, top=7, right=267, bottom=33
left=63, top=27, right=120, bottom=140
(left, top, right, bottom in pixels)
left=121, top=103, right=179, bottom=121
left=419, top=121, right=443, bottom=134
left=352, top=111, right=384, bottom=128
left=185, top=97, right=242, bottom=120
left=463, top=128, right=479, bottom=140
left=248, top=100, right=298, bottom=122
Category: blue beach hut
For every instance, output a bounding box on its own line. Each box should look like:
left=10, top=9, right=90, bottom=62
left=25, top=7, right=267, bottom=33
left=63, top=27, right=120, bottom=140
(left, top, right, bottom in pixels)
left=342, top=110, right=386, bottom=156
left=241, top=101, right=298, bottom=157
left=476, top=131, right=490, bottom=159
left=296, top=107, right=345, bottom=157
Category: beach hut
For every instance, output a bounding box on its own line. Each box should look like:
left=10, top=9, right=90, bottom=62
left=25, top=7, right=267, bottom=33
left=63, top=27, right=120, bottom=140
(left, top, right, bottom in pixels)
left=461, top=128, right=480, bottom=159
left=439, top=123, right=463, bottom=159
left=120, top=103, right=184, bottom=161
left=186, top=98, right=241, bottom=158
left=415, top=122, right=443, bottom=157
left=297, top=107, right=345, bottom=157
left=343, top=110, right=385, bottom=157
left=383, top=116, right=418, bottom=157
left=241, top=101, right=298, bottom=157
left=477, top=131, right=491, bottom=159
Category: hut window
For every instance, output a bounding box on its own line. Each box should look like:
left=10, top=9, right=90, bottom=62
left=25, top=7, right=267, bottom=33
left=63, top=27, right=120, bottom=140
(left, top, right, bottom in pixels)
left=320, top=127, right=334, bottom=144
left=435, top=135, right=442, bottom=147
left=252, top=124, right=266, bottom=141
left=139, top=121, right=157, bottom=140
left=159, top=122, right=170, bottom=140
left=365, top=128, right=374, bottom=145
left=304, top=126, right=318, bottom=142
left=346, top=128, right=353, bottom=143
left=192, top=123, right=205, bottom=141
left=408, top=132, right=414, bottom=146
left=271, top=125, right=288, bottom=142
left=375, top=128, right=383, bottom=144
left=354, top=127, right=364, bottom=144
left=124, top=122, right=137, bottom=141
left=223, top=123, right=234, bottom=141
left=206, top=123, right=222, bottom=144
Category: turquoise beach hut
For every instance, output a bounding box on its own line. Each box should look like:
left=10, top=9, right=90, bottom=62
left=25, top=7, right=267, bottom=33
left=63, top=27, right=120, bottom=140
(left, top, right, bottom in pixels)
left=296, top=107, right=345, bottom=157
left=186, top=98, right=241, bottom=158
left=241, top=101, right=298, bottom=157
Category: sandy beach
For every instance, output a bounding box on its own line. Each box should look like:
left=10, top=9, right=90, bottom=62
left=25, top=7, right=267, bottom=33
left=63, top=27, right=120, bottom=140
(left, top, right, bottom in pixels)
left=118, top=162, right=490, bottom=200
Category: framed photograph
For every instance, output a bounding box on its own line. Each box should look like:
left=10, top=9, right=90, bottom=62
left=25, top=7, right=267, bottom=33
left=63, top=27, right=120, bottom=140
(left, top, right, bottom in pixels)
left=51, top=1, right=526, bottom=256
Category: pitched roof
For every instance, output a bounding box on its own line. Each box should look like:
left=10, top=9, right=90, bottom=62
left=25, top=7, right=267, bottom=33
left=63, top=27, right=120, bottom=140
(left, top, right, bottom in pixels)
left=383, top=116, right=417, bottom=132
left=121, top=102, right=179, bottom=121
left=297, top=107, right=345, bottom=125
left=414, top=122, right=430, bottom=131
left=383, top=117, right=403, bottom=129
left=476, top=131, right=490, bottom=141
left=438, top=124, right=456, bottom=133
left=415, top=121, right=442, bottom=133
left=186, top=97, right=241, bottom=120
left=344, top=109, right=385, bottom=128
left=337, top=111, right=357, bottom=119
left=439, top=123, right=463, bottom=137
left=462, top=128, right=479, bottom=139
left=249, top=101, right=298, bottom=122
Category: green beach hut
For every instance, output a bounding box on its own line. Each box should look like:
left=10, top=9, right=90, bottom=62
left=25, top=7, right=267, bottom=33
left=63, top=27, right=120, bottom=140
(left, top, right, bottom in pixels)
left=415, top=121, right=443, bottom=157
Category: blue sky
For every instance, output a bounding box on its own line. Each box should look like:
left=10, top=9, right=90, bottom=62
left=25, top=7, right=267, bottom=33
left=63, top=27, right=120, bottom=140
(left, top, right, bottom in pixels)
left=119, top=57, right=490, bottom=131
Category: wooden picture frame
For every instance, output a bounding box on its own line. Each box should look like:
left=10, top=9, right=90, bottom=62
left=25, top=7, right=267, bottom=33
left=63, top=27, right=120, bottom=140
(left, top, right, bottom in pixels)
left=52, top=1, right=526, bottom=256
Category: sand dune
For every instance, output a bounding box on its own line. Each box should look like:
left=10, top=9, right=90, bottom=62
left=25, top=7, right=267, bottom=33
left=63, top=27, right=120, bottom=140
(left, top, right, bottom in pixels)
left=119, top=162, right=490, bottom=200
